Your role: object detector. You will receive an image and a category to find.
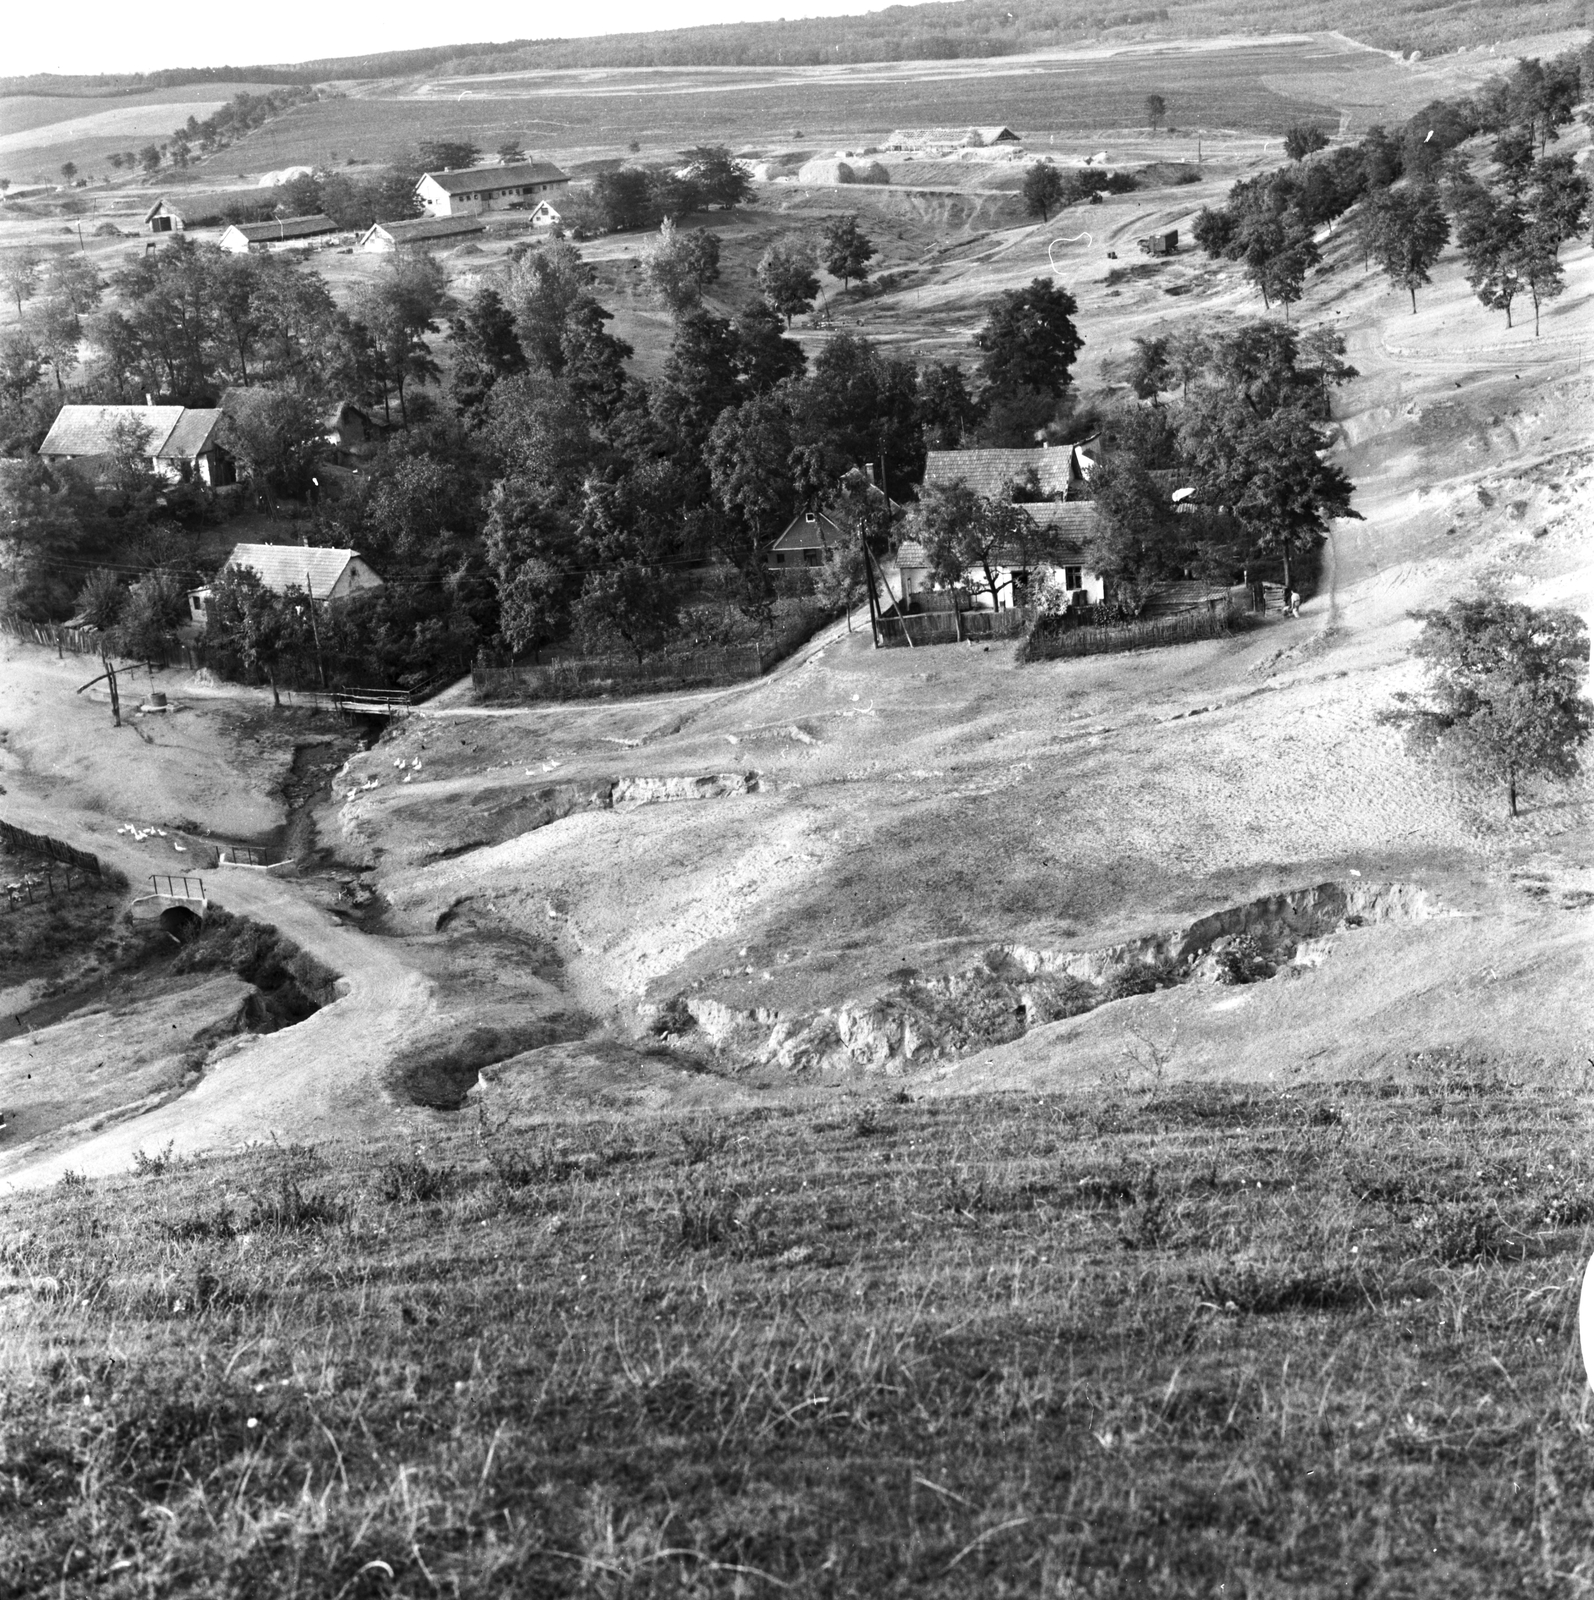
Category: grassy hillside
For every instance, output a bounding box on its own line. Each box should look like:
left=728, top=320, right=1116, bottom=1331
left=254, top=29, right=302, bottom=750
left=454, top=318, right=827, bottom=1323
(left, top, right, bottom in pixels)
left=1, top=0, right=1586, bottom=91
left=5, top=1080, right=1594, bottom=1595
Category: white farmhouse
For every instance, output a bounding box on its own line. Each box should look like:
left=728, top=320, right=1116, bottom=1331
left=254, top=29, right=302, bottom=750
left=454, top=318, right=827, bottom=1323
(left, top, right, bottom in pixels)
left=188, top=543, right=383, bottom=628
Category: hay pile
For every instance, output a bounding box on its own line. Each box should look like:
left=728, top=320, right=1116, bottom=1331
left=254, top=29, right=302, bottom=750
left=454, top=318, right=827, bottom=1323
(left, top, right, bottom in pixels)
left=796, top=157, right=891, bottom=186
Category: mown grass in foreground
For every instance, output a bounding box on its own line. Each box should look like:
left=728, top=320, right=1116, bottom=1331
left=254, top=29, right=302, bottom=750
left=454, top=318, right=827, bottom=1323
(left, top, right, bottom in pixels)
left=6, top=1081, right=1594, bottom=1597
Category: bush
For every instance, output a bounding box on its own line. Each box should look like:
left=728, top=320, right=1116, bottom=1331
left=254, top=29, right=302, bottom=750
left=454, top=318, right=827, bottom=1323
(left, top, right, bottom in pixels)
left=1102, top=956, right=1184, bottom=1001
left=377, top=1155, right=454, bottom=1203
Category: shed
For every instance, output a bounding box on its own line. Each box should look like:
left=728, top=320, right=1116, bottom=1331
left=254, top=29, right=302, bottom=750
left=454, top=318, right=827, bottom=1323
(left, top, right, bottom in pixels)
left=414, top=159, right=570, bottom=218
left=358, top=216, right=486, bottom=252
left=219, top=213, right=340, bottom=252
left=527, top=199, right=562, bottom=228
left=142, top=197, right=185, bottom=234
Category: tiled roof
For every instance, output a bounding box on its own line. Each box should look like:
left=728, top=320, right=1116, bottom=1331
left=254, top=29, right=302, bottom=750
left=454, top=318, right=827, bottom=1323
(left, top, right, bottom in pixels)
left=224, top=543, right=363, bottom=597
left=923, top=447, right=1074, bottom=499
left=772, top=509, right=846, bottom=551
left=895, top=539, right=930, bottom=568
left=157, top=409, right=223, bottom=460
left=40, top=405, right=185, bottom=458
left=365, top=216, right=486, bottom=244
left=226, top=213, right=339, bottom=243
left=420, top=160, right=569, bottom=195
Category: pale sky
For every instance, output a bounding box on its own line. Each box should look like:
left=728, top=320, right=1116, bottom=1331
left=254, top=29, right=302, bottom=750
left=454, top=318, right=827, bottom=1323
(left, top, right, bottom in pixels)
left=10, top=0, right=926, bottom=78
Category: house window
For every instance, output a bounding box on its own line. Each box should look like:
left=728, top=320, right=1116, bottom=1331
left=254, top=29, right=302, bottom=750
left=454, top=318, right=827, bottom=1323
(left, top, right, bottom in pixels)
left=1064, top=566, right=1083, bottom=590
left=804, top=512, right=816, bottom=523
left=803, top=549, right=823, bottom=567
left=774, top=552, right=786, bottom=564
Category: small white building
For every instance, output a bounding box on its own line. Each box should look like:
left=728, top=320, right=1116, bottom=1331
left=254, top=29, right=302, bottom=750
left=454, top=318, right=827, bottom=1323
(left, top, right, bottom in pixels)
left=527, top=199, right=562, bottom=229
left=414, top=159, right=570, bottom=218
left=219, top=213, right=341, bottom=253
left=143, top=197, right=185, bottom=234
left=188, top=543, right=383, bottom=627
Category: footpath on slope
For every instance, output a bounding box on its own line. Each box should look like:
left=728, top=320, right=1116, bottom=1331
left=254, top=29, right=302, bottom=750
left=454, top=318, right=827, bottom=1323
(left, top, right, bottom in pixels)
left=0, top=782, right=437, bottom=1192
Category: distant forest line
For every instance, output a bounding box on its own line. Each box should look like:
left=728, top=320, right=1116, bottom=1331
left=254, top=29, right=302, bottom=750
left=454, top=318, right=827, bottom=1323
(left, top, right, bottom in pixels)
left=2, top=0, right=1588, bottom=99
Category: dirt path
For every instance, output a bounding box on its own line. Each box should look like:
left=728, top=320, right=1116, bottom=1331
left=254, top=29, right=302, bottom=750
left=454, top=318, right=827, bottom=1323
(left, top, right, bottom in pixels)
left=0, top=781, right=437, bottom=1192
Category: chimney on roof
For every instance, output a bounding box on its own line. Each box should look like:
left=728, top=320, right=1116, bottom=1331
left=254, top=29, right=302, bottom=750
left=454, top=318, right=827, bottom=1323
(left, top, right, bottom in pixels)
left=144, top=393, right=153, bottom=407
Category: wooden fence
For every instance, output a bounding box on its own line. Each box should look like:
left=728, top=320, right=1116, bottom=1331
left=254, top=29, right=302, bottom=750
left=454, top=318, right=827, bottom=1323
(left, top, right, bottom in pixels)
left=0, top=818, right=118, bottom=883
left=875, top=606, right=1033, bottom=648
left=2, top=864, right=100, bottom=913
left=1020, top=596, right=1238, bottom=662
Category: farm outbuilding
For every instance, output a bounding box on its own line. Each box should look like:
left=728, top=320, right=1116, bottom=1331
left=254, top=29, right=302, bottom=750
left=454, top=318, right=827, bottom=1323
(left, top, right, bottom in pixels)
left=38, top=404, right=230, bottom=486
left=219, top=214, right=341, bottom=253
left=358, top=216, right=486, bottom=252
left=414, top=159, right=570, bottom=218
left=142, top=198, right=185, bottom=234
left=527, top=199, right=562, bottom=228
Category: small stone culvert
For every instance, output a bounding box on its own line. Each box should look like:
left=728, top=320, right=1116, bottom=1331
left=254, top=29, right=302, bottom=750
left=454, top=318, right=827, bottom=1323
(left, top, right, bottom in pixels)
left=653, top=880, right=1452, bottom=1075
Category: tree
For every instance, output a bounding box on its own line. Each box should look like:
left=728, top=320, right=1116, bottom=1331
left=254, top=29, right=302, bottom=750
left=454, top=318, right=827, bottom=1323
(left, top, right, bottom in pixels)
left=1128, top=335, right=1172, bottom=400
left=591, top=168, right=656, bottom=232
left=706, top=387, right=797, bottom=537
left=571, top=565, right=678, bottom=662
left=139, top=144, right=162, bottom=174
left=973, top=277, right=1083, bottom=403
left=497, top=137, right=526, bottom=164
left=1145, top=94, right=1167, bottom=133
left=820, top=213, right=874, bottom=291
left=652, top=310, right=741, bottom=452
left=45, top=254, right=102, bottom=316
left=733, top=300, right=806, bottom=393
left=220, top=386, right=325, bottom=501
left=756, top=236, right=820, bottom=326
left=505, top=241, right=595, bottom=374
left=1180, top=391, right=1358, bottom=592
left=680, top=145, right=753, bottom=209
left=497, top=557, right=564, bottom=660
left=1399, top=598, right=1590, bottom=816
left=105, top=415, right=156, bottom=493
left=110, top=570, right=186, bottom=664
left=1283, top=124, right=1329, bottom=163
left=449, top=284, right=525, bottom=414
left=1, top=246, right=41, bottom=316
left=1021, top=161, right=1065, bottom=222
left=919, top=361, right=982, bottom=448
left=74, top=568, right=124, bottom=631
left=416, top=138, right=480, bottom=172
left=356, top=254, right=448, bottom=423
left=206, top=566, right=300, bottom=705
left=60, top=161, right=77, bottom=183
left=639, top=220, right=722, bottom=316
left=1367, top=183, right=1450, bottom=312
left=919, top=481, right=1033, bottom=613
left=1087, top=456, right=1181, bottom=617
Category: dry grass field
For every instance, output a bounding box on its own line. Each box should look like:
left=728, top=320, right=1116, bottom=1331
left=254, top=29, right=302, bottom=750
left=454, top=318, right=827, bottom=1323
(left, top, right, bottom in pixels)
left=7, top=1082, right=1594, bottom=1596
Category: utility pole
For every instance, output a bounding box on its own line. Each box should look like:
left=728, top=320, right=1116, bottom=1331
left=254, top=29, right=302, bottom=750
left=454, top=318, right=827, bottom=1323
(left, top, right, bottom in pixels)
left=860, top=523, right=883, bottom=647
left=303, top=572, right=327, bottom=691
